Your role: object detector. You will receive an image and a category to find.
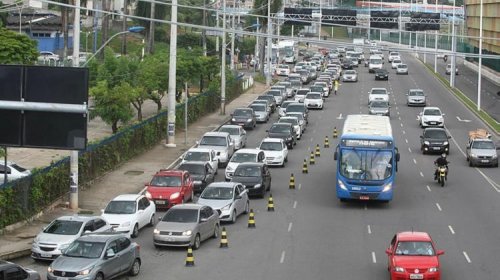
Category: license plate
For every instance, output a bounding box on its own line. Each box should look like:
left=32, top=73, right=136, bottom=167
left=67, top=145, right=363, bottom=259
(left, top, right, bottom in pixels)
left=481, top=160, right=489, bottom=163
left=57, top=278, right=69, bottom=280
left=430, top=122, right=436, bottom=124
left=359, top=195, right=370, bottom=200
left=41, top=253, right=52, bottom=258
left=410, top=274, right=424, bottom=280
left=155, top=200, right=166, bottom=204
left=433, top=147, right=441, bottom=150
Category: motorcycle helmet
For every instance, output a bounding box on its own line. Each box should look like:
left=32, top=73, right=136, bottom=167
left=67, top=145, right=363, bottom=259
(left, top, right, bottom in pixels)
left=441, top=153, right=447, bottom=158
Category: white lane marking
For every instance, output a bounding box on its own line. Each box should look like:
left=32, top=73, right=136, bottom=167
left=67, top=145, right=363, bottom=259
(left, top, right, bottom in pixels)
left=420, top=172, right=424, bottom=177
left=456, top=116, right=471, bottom=122
left=367, top=225, right=372, bottom=234
left=396, top=106, right=399, bottom=110
left=293, top=201, right=297, bottom=209
left=280, top=250, right=286, bottom=263
left=310, top=137, right=313, bottom=142
left=288, top=222, right=293, bottom=232
left=400, top=123, right=404, bottom=127
left=372, top=252, right=377, bottom=263
left=397, top=111, right=400, bottom=115
left=448, top=225, right=455, bottom=235
left=413, top=158, right=417, bottom=164
left=398, top=116, right=401, bottom=120
left=402, top=130, right=406, bottom=135
left=436, top=203, right=442, bottom=211
left=463, top=251, right=471, bottom=263
left=408, top=147, right=412, bottom=153
left=426, top=185, right=431, bottom=192
left=364, top=204, right=368, bottom=211
left=405, top=139, right=408, bottom=144
left=337, top=113, right=343, bottom=119
left=298, top=184, right=302, bottom=190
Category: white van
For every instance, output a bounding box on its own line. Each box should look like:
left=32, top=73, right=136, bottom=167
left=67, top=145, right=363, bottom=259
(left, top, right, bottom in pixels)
left=368, top=55, right=383, bottom=73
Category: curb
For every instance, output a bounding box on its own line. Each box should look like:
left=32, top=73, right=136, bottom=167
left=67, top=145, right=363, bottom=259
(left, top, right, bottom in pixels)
left=0, top=248, right=31, bottom=261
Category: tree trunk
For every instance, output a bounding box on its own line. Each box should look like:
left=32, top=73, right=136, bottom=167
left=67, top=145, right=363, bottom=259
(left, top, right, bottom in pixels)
left=112, top=121, right=118, bottom=133
left=137, top=106, right=142, bottom=121
left=121, top=0, right=128, bottom=55
left=156, top=100, right=162, bottom=111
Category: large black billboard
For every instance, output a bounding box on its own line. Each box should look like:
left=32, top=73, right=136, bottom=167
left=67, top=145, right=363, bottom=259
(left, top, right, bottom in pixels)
left=284, top=7, right=313, bottom=26
left=0, top=65, right=23, bottom=146
left=407, top=12, right=440, bottom=31
left=370, top=11, right=399, bottom=29
left=323, top=9, right=357, bottom=26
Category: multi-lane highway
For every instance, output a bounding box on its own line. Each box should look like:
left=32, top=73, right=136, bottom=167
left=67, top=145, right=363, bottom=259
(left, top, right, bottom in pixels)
left=16, top=47, right=500, bottom=280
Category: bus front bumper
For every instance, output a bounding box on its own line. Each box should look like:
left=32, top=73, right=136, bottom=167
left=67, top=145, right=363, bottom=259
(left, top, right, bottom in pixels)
left=337, top=181, right=393, bottom=201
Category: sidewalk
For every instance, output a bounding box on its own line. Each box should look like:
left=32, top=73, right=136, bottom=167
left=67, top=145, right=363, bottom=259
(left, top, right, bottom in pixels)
left=0, top=81, right=270, bottom=261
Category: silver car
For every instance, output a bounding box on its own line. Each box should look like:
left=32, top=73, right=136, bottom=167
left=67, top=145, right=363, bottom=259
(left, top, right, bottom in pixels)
left=396, top=63, right=408, bottom=74
left=197, top=132, right=235, bottom=167
left=32, top=215, right=112, bottom=261
left=47, top=233, right=141, bottom=280
left=342, top=70, right=358, bottom=82
left=197, top=182, right=250, bottom=223
left=406, top=89, right=426, bottom=107
left=368, top=100, right=390, bottom=116
left=153, top=204, right=220, bottom=249
left=249, top=103, right=270, bottom=123
left=218, top=125, right=247, bottom=150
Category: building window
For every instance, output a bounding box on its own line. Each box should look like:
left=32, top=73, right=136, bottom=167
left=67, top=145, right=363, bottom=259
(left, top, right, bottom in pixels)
left=32, top=33, right=51, bottom=38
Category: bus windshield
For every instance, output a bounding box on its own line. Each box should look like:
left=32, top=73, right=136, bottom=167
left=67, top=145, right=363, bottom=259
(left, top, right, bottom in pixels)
left=340, top=149, right=393, bottom=180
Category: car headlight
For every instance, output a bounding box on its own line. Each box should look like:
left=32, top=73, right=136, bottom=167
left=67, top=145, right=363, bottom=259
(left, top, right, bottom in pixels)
left=470, top=153, right=477, bottom=158
left=226, top=166, right=233, bottom=171
left=78, top=267, right=94, bottom=276
left=231, top=118, right=236, bottom=122
left=254, top=184, right=262, bottom=189
left=182, top=230, right=192, bottom=236
left=424, top=141, right=430, bottom=145
left=382, top=182, right=392, bottom=192
left=275, top=156, right=283, bottom=160
left=394, top=266, right=405, bottom=272
left=338, top=180, right=347, bottom=190
left=492, top=154, right=498, bottom=159
left=121, top=221, right=131, bottom=227
left=153, top=228, right=160, bottom=234
left=170, top=192, right=180, bottom=200
left=443, top=141, right=449, bottom=145
left=194, top=180, right=202, bottom=185
left=221, top=203, right=232, bottom=211
left=47, top=267, right=54, bottom=273
left=247, top=118, right=253, bottom=122
left=58, top=243, right=71, bottom=250
left=438, top=117, right=444, bottom=122
left=145, top=191, right=152, bottom=199
left=428, top=267, right=439, bottom=272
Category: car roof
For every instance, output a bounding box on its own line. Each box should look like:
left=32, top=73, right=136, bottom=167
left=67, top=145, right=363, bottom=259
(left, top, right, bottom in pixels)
left=423, top=106, right=441, bottom=110
left=154, top=169, right=185, bottom=176
left=170, top=203, right=204, bottom=210
left=203, top=131, right=230, bottom=137
left=371, top=87, right=387, bottom=91
left=261, top=137, right=284, bottom=143
left=234, top=148, right=262, bottom=155
left=186, top=147, right=213, bottom=153
left=55, top=215, right=103, bottom=222
left=111, top=194, right=143, bottom=201
left=219, top=124, right=241, bottom=129
left=237, top=162, right=265, bottom=168
left=78, top=232, right=129, bottom=242
left=205, top=182, right=240, bottom=189
left=397, top=231, right=432, bottom=242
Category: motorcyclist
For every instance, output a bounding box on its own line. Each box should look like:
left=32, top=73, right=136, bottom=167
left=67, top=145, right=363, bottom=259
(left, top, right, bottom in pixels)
left=443, top=55, right=448, bottom=62
left=434, top=153, right=449, bottom=180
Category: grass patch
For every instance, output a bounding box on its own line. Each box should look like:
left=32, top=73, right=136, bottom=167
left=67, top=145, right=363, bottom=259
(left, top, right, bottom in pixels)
left=421, top=62, right=500, bottom=134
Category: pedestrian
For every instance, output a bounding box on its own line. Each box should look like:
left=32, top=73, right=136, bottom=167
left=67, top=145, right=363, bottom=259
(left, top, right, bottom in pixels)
left=334, top=80, right=339, bottom=95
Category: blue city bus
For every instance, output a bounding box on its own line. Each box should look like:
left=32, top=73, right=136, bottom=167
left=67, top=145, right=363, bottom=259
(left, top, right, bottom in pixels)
left=334, top=115, right=400, bottom=202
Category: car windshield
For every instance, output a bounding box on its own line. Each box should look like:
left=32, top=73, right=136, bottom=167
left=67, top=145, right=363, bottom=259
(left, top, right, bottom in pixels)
left=398, top=64, right=407, bottom=68
left=279, top=118, right=298, bottom=126
left=340, top=150, right=393, bottom=180
left=306, top=94, right=322, bottom=99
left=162, top=209, right=198, bottom=223
left=179, top=164, right=205, bottom=175
left=395, top=241, right=435, bottom=256
left=268, top=91, right=280, bottom=97
left=345, top=70, right=356, bottom=75
left=250, top=105, right=266, bottom=112
left=278, top=65, right=288, bottom=69
left=393, top=60, right=401, bottom=63
left=104, top=201, right=136, bottom=214
left=291, top=81, right=301, bottom=87
left=200, top=136, right=227, bottom=146
left=409, top=91, right=424, bottom=96
left=472, top=141, right=495, bottom=149
left=10, top=164, right=27, bottom=172
left=370, top=101, right=389, bottom=108
left=424, top=130, right=447, bottom=139
left=287, top=113, right=304, bottom=121
left=297, top=90, right=309, bottom=95
left=371, top=89, right=387, bottom=95
left=231, top=153, right=257, bottom=163
left=260, top=142, right=283, bottom=151
left=281, top=102, right=292, bottom=109
left=219, top=127, right=239, bottom=135
left=200, top=187, right=234, bottom=200
left=234, top=166, right=261, bottom=177
left=44, top=220, right=83, bottom=235
left=258, top=96, right=274, bottom=102
left=424, top=109, right=441, bottom=116
left=150, top=175, right=182, bottom=187
left=370, top=59, right=382, bottom=64
left=270, top=125, right=290, bottom=133
left=315, top=82, right=327, bottom=87
left=287, top=105, right=304, bottom=113
left=184, top=151, right=210, bottom=161
left=64, top=241, right=105, bottom=259
left=390, top=52, right=399, bottom=56
left=233, top=109, right=253, bottom=117
left=310, top=86, right=323, bottom=92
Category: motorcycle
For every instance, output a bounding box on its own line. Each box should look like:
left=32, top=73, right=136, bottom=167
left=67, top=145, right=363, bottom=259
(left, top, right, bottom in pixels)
left=435, top=164, right=448, bottom=187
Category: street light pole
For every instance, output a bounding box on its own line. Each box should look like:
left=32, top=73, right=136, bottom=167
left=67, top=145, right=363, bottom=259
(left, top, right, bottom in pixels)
left=434, top=0, right=438, bottom=73
left=449, top=0, right=456, bottom=88
left=230, top=9, right=236, bottom=70
left=221, top=0, right=227, bottom=114
left=477, top=0, right=483, bottom=111
left=266, top=0, right=272, bottom=86
left=167, top=0, right=178, bottom=147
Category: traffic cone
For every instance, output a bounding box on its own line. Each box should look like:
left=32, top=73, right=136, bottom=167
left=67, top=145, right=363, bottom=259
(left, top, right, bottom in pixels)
left=309, top=151, right=316, bottom=165
left=315, top=144, right=321, bottom=157
left=267, top=194, right=275, bottom=211
left=248, top=209, right=256, bottom=228
left=333, top=127, right=338, bottom=138
left=324, top=136, right=330, bottom=148
left=185, top=246, right=195, bottom=266
left=220, top=227, right=228, bottom=248
left=302, top=159, right=308, bottom=174
left=289, top=173, right=296, bottom=189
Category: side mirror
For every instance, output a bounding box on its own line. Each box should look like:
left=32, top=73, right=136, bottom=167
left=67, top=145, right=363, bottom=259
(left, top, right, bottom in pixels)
left=442, top=113, right=446, bottom=116
left=437, top=250, right=445, bottom=256
left=396, top=153, right=400, bottom=162
left=448, top=136, right=452, bottom=139
left=420, top=135, right=423, bottom=139
left=101, top=209, right=105, bottom=214
left=196, top=141, right=200, bottom=145
left=385, top=248, right=392, bottom=255
left=266, top=130, right=269, bottom=132
left=106, top=249, right=116, bottom=258
left=236, top=195, right=242, bottom=200
left=334, top=151, right=338, bottom=160
left=200, top=218, right=208, bottom=223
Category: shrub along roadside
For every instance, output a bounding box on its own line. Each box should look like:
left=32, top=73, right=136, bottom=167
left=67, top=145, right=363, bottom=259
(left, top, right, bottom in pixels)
left=0, top=77, right=246, bottom=229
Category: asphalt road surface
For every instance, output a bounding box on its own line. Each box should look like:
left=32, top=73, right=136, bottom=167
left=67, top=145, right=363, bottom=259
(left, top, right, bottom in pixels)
left=16, top=50, right=500, bottom=280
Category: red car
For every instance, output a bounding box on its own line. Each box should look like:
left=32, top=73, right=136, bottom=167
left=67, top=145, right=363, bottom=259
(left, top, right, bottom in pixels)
left=386, top=231, right=444, bottom=280
left=144, top=169, right=194, bottom=209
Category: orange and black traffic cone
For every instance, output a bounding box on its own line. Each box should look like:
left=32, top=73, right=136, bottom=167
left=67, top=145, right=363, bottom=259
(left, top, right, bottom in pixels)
left=309, top=151, right=316, bottom=165
left=333, top=127, right=338, bottom=138
left=302, top=159, right=308, bottom=174
left=315, top=144, right=321, bottom=157
left=185, top=246, right=194, bottom=266
left=289, top=173, right=296, bottom=189
left=324, top=136, right=330, bottom=148
left=220, top=227, right=228, bottom=248
left=248, top=209, right=256, bottom=228
left=267, top=194, right=275, bottom=211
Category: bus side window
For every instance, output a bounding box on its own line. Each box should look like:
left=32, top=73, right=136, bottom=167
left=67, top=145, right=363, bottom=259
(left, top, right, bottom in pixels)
left=395, top=147, right=400, bottom=172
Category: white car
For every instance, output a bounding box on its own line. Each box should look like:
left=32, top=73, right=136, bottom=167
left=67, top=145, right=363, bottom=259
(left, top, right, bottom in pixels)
left=303, top=92, right=324, bottom=110
left=286, top=112, right=306, bottom=133
left=295, top=88, right=310, bottom=103
left=279, top=116, right=302, bottom=139
left=38, top=51, right=60, bottom=62
left=284, top=54, right=296, bottom=64
left=279, top=100, right=295, bottom=117
left=368, top=87, right=390, bottom=104
left=225, top=149, right=265, bottom=181
left=181, top=147, right=219, bottom=174
left=259, top=138, right=289, bottom=167
left=198, top=131, right=235, bottom=167
left=277, top=64, right=290, bottom=76
left=391, top=58, right=402, bottom=69
left=314, top=81, right=330, bottom=97
left=0, top=161, right=31, bottom=182
left=218, top=125, right=247, bottom=150
left=396, top=64, right=408, bottom=75
left=197, top=182, right=249, bottom=223
left=419, top=107, right=445, bottom=128
left=101, top=194, right=156, bottom=238
left=388, top=52, right=400, bottom=62
left=31, top=215, right=112, bottom=260
left=294, top=62, right=306, bottom=73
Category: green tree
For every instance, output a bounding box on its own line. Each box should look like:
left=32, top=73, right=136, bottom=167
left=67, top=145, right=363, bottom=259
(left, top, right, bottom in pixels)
left=0, top=2, right=7, bottom=27
left=136, top=52, right=168, bottom=111
left=0, top=28, right=38, bottom=64
left=90, top=81, right=134, bottom=133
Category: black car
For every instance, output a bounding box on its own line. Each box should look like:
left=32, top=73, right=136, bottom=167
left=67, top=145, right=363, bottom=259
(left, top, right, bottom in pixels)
left=267, top=123, right=296, bottom=149
left=230, top=163, right=271, bottom=198
left=230, top=108, right=256, bottom=129
left=374, top=69, right=389, bottom=80
left=256, top=95, right=277, bottom=113
left=420, top=128, right=451, bottom=155
left=0, top=260, right=40, bottom=280
left=341, top=59, right=353, bottom=69
left=178, top=162, right=215, bottom=194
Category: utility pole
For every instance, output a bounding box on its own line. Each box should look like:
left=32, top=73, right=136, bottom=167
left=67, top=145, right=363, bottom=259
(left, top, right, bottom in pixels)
left=221, top=0, right=227, bottom=114
left=477, top=0, right=483, bottom=111
left=449, top=0, right=456, bottom=88
left=434, top=0, right=438, bottom=73
left=216, top=10, right=220, bottom=57
left=121, top=0, right=128, bottom=55
left=70, top=0, right=81, bottom=210
left=148, top=0, right=155, bottom=53
left=230, top=8, right=235, bottom=70
left=266, top=0, right=272, bottom=86
left=202, top=0, right=207, bottom=56
left=166, top=0, right=178, bottom=147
